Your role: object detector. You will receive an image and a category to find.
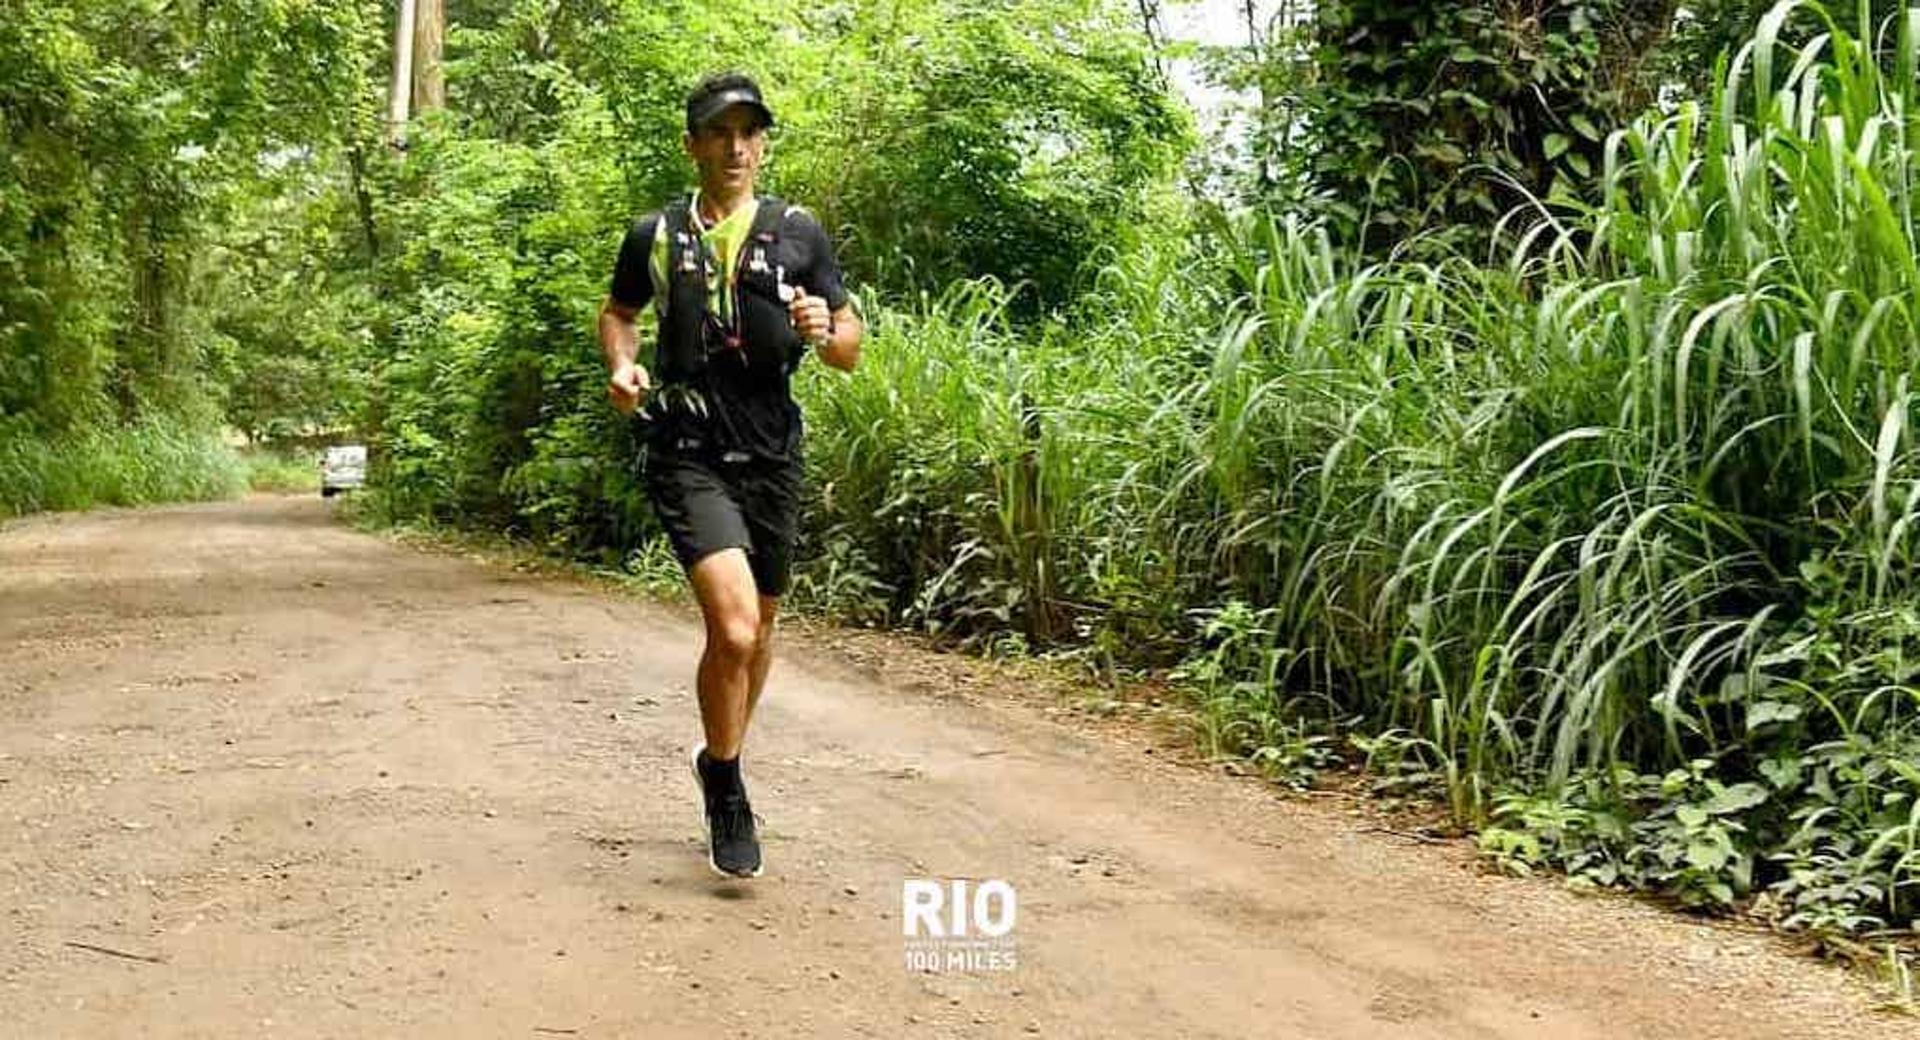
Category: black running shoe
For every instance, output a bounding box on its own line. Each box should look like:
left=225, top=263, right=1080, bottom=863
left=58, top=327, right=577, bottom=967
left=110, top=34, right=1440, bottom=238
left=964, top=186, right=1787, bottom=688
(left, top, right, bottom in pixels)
left=690, top=746, right=763, bottom=878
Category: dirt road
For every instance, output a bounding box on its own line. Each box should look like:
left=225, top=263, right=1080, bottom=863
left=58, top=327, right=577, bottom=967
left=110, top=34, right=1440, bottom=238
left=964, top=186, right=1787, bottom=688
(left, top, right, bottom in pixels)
left=0, top=496, right=1904, bottom=1038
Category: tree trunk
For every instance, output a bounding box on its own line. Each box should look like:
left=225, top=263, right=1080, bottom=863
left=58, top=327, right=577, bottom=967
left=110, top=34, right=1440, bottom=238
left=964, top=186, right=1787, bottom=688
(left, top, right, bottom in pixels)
left=388, top=0, right=416, bottom=142
left=412, top=0, right=445, bottom=114
left=345, top=142, right=380, bottom=259
left=1599, top=0, right=1682, bottom=111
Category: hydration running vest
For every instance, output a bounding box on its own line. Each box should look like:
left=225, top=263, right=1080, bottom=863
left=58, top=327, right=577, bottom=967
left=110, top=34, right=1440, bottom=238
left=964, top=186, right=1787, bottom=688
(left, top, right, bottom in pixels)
left=637, top=195, right=812, bottom=452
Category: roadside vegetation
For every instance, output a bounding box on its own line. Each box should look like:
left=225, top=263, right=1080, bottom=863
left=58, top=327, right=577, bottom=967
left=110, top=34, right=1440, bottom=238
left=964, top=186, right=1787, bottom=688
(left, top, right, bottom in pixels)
left=796, top=11, right=1920, bottom=957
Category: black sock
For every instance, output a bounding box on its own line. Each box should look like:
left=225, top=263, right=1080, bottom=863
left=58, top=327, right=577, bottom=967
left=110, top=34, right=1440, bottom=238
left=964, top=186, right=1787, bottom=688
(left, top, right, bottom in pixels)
left=699, top=749, right=742, bottom=794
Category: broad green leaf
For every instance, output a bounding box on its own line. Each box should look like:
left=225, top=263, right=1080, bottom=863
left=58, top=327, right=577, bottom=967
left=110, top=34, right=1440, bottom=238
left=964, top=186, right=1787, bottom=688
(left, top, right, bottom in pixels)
left=1686, top=835, right=1730, bottom=871
left=1703, top=783, right=1768, bottom=816
left=1746, top=700, right=1804, bottom=730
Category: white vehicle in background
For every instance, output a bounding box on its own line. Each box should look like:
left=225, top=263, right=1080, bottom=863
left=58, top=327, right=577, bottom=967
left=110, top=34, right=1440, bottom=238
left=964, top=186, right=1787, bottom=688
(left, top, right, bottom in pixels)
left=320, top=444, right=367, bottom=498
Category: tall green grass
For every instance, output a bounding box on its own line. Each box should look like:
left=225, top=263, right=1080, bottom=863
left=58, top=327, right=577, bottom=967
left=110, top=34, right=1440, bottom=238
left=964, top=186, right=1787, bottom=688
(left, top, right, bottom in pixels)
left=0, top=418, right=246, bottom=519
left=793, top=1, right=1920, bottom=933
left=238, top=447, right=322, bottom=494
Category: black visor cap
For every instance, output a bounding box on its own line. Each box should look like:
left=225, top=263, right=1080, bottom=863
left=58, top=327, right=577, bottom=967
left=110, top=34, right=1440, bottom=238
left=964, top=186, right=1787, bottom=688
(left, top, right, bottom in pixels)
left=686, top=84, right=775, bottom=134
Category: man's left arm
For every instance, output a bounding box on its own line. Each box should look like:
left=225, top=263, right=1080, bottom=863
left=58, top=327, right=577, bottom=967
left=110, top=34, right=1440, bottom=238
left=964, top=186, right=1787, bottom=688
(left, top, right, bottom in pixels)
left=813, top=302, right=862, bottom=372
left=789, top=212, right=862, bottom=372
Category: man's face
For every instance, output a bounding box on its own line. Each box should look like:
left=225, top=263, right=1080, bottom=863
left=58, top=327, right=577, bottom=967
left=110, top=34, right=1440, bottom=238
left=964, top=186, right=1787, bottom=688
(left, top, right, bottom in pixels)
left=684, top=105, right=768, bottom=198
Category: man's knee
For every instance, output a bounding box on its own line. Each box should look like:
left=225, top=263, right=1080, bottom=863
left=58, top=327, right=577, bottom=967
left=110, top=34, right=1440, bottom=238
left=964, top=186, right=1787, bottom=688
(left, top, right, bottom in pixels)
left=709, top=606, right=762, bottom=661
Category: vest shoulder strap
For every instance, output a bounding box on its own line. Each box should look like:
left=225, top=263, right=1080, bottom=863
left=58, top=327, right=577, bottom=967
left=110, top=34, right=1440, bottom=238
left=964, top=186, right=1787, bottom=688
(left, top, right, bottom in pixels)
left=748, top=195, right=787, bottom=241
left=661, top=198, right=694, bottom=236
left=648, top=201, right=698, bottom=313
left=651, top=196, right=791, bottom=313
left=644, top=209, right=670, bottom=309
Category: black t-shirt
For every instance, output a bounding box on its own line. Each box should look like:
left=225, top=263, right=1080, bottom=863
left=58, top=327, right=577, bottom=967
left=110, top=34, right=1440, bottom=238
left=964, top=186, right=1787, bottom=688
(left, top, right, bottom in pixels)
left=608, top=199, right=849, bottom=461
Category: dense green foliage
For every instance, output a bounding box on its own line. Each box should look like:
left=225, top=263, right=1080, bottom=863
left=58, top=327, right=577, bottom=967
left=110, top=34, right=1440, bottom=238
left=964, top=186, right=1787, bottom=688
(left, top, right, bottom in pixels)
left=363, top=0, right=1189, bottom=544
left=0, top=0, right=384, bottom=515
left=796, top=2, right=1920, bottom=936
left=4, top=0, right=1918, bottom=953
left=1291, top=0, right=1680, bottom=252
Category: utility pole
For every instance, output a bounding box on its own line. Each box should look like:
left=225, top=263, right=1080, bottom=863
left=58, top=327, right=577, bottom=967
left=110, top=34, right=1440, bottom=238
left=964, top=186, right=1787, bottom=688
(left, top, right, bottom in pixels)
left=388, top=0, right=416, bottom=145
left=412, top=0, right=445, bottom=113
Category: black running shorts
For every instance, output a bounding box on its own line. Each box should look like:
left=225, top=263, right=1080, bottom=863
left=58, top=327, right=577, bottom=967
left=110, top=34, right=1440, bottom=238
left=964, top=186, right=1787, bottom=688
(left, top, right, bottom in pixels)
left=644, top=445, right=802, bottom=597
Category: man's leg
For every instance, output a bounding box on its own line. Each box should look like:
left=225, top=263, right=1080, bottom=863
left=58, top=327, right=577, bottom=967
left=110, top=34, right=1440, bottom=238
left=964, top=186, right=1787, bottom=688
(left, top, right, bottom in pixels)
left=686, top=546, right=765, bottom=877
left=738, top=457, right=798, bottom=730
left=688, top=548, right=762, bottom=760
left=646, top=451, right=766, bottom=876
left=745, top=594, right=778, bottom=726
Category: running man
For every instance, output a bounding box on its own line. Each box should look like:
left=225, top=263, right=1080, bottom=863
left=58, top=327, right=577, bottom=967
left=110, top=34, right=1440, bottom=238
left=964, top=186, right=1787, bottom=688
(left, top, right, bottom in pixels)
left=598, top=73, right=862, bottom=877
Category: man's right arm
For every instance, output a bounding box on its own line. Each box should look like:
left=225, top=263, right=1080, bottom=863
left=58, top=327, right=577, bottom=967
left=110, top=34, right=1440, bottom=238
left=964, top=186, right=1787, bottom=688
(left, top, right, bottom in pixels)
left=602, top=217, right=658, bottom=415
left=600, top=297, right=649, bottom=416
